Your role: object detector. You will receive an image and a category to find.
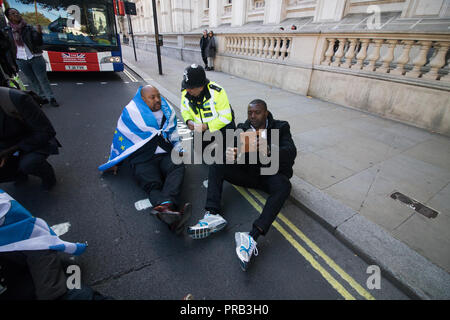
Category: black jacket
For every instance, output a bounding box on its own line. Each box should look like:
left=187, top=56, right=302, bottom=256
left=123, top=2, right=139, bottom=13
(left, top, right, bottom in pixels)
left=237, top=112, right=297, bottom=178
left=0, top=30, right=18, bottom=77
left=4, top=24, right=44, bottom=58
left=0, top=87, right=60, bottom=155
left=200, top=35, right=208, bottom=51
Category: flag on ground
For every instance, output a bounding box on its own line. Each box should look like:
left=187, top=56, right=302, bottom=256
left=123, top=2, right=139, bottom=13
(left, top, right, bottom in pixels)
left=0, top=190, right=87, bottom=255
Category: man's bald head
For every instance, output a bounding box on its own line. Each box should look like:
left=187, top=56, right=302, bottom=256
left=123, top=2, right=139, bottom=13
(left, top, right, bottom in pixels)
left=141, top=85, right=161, bottom=111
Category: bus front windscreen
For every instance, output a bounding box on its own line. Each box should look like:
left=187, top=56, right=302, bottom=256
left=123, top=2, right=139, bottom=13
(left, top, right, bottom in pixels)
left=5, top=0, right=118, bottom=49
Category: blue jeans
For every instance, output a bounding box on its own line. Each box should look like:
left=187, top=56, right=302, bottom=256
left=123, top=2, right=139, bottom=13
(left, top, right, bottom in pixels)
left=16, top=56, right=54, bottom=100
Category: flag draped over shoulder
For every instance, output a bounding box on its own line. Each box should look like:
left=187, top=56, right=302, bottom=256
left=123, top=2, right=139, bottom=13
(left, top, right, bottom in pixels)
left=98, top=86, right=183, bottom=171
left=0, top=190, right=87, bottom=255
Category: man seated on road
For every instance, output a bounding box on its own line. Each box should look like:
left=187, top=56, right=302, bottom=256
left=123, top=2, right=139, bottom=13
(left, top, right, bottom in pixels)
left=188, top=99, right=297, bottom=271
left=99, top=85, right=191, bottom=234
left=0, top=85, right=60, bottom=190
left=180, top=64, right=235, bottom=155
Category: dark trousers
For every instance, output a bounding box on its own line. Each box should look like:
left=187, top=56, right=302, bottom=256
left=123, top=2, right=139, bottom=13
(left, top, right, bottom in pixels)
left=201, top=50, right=208, bottom=67
left=205, top=164, right=292, bottom=236
left=0, top=250, right=67, bottom=300
left=0, top=152, right=55, bottom=183
left=130, top=153, right=185, bottom=208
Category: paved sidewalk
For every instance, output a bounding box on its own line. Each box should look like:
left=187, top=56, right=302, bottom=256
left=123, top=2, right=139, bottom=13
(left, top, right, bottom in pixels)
left=121, top=45, right=450, bottom=299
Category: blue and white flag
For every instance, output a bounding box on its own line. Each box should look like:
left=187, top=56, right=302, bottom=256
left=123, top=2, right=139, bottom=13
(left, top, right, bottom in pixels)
left=0, top=190, right=87, bottom=255
left=99, top=86, right=183, bottom=171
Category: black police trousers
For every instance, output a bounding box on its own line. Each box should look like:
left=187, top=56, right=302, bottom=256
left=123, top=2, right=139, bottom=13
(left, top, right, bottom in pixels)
left=205, top=164, right=292, bottom=236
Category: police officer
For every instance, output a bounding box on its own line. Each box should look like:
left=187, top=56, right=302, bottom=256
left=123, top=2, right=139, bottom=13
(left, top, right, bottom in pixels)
left=180, top=64, right=235, bottom=155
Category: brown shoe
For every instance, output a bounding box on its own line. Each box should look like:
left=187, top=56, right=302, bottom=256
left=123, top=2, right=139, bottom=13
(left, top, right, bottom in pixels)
left=173, top=203, right=192, bottom=235
left=151, top=203, right=182, bottom=230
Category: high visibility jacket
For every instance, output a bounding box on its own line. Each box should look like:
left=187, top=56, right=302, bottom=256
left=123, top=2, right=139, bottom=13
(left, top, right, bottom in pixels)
left=181, top=81, right=233, bottom=132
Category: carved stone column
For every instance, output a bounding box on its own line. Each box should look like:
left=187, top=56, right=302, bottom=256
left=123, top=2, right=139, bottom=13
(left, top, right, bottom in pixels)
left=423, top=42, right=450, bottom=80
left=406, top=41, right=433, bottom=78
left=352, top=38, right=370, bottom=69
left=273, top=37, right=281, bottom=60
left=322, top=38, right=336, bottom=66
left=342, top=38, right=358, bottom=68
left=363, top=39, right=384, bottom=72
left=263, top=37, right=270, bottom=58
left=390, top=40, right=415, bottom=76
left=331, top=38, right=346, bottom=67
left=377, top=40, right=398, bottom=73
left=268, top=37, right=275, bottom=59
left=280, top=37, right=288, bottom=60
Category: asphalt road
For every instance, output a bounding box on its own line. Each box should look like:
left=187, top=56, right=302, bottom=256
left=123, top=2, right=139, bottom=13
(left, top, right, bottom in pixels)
left=1, top=68, right=411, bottom=300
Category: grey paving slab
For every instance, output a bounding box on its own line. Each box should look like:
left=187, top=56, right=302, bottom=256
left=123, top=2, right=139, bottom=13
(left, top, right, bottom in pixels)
left=427, top=183, right=450, bottom=218
left=293, top=152, right=356, bottom=189
left=324, top=166, right=384, bottom=212
left=392, top=212, right=450, bottom=274
left=402, top=139, right=450, bottom=171
left=375, top=154, right=450, bottom=204
left=314, top=134, right=399, bottom=172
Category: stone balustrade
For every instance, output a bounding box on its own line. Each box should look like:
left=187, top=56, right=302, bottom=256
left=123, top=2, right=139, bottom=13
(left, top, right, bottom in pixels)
left=225, top=35, right=292, bottom=61
left=321, top=36, right=450, bottom=82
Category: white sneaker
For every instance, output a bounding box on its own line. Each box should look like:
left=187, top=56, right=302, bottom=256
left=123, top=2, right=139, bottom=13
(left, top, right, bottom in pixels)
left=187, top=211, right=227, bottom=239
left=235, top=232, right=258, bottom=271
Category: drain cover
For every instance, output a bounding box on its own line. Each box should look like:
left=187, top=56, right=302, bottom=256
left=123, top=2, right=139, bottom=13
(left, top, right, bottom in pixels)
left=390, top=192, right=438, bottom=219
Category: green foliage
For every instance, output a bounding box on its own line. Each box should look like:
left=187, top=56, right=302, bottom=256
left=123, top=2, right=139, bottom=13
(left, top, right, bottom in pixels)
left=21, top=11, right=52, bottom=26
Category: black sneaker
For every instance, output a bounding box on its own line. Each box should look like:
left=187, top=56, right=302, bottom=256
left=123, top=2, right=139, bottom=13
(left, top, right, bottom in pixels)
left=50, top=98, right=59, bottom=107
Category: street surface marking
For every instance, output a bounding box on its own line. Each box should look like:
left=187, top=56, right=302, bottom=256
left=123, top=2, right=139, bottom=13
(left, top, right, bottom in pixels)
left=247, top=188, right=375, bottom=301
left=233, top=185, right=356, bottom=300
left=123, top=69, right=139, bottom=82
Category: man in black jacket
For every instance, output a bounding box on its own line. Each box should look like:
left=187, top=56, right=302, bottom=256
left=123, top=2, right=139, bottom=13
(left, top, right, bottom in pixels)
left=0, top=86, right=60, bottom=190
left=188, top=99, right=297, bottom=271
left=199, top=29, right=209, bottom=69
left=4, top=8, right=59, bottom=107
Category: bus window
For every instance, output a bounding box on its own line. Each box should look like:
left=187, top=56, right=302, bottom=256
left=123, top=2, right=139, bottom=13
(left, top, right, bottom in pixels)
left=5, top=0, right=117, bottom=48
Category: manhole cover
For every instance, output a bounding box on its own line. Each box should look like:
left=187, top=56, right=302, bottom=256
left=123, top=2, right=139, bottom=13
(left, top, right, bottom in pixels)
left=390, top=192, right=438, bottom=219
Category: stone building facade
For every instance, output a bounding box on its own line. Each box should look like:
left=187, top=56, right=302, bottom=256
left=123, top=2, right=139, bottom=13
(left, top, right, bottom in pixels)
left=124, top=0, right=450, bottom=135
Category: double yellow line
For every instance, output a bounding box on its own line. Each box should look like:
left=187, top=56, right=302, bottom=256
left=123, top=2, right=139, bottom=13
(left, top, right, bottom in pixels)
left=233, top=185, right=375, bottom=300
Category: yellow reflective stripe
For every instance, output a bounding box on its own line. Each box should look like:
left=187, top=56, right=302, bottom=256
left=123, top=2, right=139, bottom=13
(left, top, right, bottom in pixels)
left=217, top=109, right=232, bottom=116
left=218, top=116, right=231, bottom=124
